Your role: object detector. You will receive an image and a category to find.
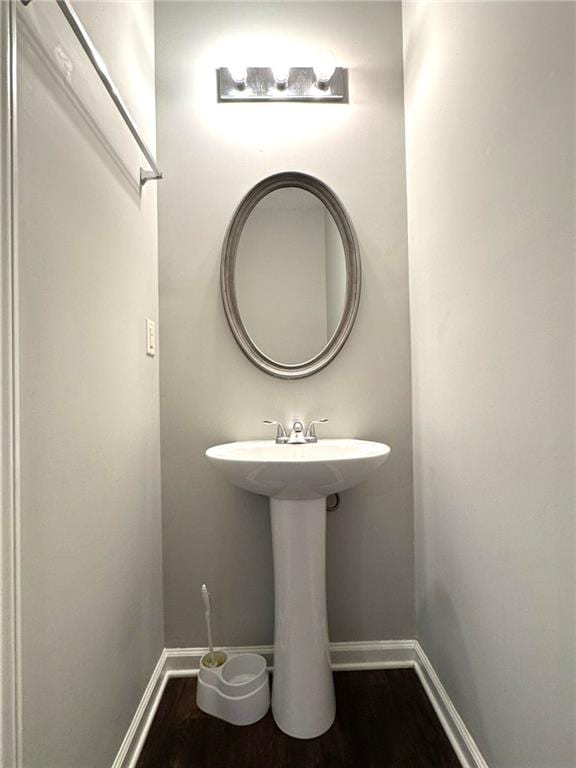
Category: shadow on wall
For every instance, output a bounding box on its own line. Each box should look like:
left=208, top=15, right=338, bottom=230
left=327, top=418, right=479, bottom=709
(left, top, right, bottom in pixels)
left=327, top=472, right=412, bottom=643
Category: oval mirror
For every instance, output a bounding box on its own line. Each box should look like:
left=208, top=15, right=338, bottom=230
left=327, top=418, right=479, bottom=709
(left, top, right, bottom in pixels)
left=221, top=172, right=361, bottom=378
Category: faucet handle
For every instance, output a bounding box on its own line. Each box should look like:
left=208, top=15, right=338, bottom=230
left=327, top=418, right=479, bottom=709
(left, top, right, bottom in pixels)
left=263, top=420, right=288, bottom=444
left=304, top=418, right=328, bottom=442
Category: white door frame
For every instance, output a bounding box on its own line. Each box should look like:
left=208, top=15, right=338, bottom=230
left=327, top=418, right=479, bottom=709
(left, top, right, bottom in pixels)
left=1, top=1, right=21, bottom=766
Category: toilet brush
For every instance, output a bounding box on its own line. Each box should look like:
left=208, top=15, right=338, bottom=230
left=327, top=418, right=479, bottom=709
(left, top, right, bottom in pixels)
left=201, top=584, right=217, bottom=667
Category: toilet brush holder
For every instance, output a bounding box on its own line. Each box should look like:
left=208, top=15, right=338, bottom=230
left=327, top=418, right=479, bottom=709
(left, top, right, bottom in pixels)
left=196, top=652, right=270, bottom=726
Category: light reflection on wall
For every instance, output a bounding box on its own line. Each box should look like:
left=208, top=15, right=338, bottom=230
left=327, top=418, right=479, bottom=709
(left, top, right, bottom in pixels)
left=402, top=2, right=442, bottom=115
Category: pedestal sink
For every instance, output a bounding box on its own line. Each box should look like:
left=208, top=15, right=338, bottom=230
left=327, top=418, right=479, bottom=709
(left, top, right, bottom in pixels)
left=206, top=438, right=391, bottom=738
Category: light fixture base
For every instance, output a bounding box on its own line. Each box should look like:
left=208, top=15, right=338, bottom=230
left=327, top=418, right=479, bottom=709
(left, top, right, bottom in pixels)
left=217, top=67, right=348, bottom=103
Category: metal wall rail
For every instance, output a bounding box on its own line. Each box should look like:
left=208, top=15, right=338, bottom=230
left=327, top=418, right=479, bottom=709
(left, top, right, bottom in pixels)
left=19, top=0, right=163, bottom=185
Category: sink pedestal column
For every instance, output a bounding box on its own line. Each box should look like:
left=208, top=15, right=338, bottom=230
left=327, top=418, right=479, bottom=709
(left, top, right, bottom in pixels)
left=270, top=497, right=335, bottom=739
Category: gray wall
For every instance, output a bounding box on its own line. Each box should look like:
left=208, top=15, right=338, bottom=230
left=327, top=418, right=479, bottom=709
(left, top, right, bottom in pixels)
left=17, top=1, right=163, bottom=765
left=403, top=3, right=575, bottom=766
left=156, top=1, right=413, bottom=647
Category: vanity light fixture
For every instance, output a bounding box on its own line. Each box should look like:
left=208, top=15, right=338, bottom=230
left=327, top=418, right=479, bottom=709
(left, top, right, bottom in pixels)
left=218, top=50, right=347, bottom=103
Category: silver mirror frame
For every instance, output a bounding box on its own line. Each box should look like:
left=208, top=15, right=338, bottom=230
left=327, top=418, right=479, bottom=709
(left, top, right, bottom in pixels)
left=221, top=172, right=361, bottom=379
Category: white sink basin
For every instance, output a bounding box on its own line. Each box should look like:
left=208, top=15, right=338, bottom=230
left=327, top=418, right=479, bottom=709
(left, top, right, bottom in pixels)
left=206, top=435, right=391, bottom=739
left=206, top=438, right=390, bottom=500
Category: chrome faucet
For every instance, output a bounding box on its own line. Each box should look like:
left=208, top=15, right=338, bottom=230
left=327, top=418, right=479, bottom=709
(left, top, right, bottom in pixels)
left=264, top=418, right=328, bottom=444
left=304, top=419, right=328, bottom=442
left=263, top=420, right=288, bottom=444
left=288, top=420, right=306, bottom=444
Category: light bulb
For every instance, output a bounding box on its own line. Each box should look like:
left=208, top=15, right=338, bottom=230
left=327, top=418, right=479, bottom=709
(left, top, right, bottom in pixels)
left=228, top=63, right=247, bottom=88
left=271, top=39, right=291, bottom=89
left=272, top=62, right=290, bottom=88
left=313, top=49, right=336, bottom=89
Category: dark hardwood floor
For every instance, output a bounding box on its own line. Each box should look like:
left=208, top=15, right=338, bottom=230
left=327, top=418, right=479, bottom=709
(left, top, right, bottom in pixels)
left=136, top=669, right=460, bottom=768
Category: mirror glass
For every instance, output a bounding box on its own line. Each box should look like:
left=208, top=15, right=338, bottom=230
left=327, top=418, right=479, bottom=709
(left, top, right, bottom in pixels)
left=235, top=188, right=347, bottom=365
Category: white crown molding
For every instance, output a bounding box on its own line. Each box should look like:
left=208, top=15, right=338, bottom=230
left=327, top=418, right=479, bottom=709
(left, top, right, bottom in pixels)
left=1, top=2, right=22, bottom=767
left=112, top=640, right=489, bottom=768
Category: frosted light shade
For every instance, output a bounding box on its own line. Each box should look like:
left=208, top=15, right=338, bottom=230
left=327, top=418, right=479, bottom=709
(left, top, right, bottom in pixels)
left=271, top=50, right=290, bottom=86
left=272, top=63, right=290, bottom=86
left=228, top=64, right=247, bottom=85
left=313, top=50, right=336, bottom=86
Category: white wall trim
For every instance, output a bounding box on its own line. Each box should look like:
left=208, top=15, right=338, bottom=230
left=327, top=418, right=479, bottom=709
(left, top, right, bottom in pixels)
left=112, top=640, right=488, bottom=768
left=164, top=639, right=417, bottom=676
left=329, top=639, right=416, bottom=670
left=165, top=644, right=274, bottom=676
left=111, top=650, right=169, bottom=768
left=1, top=2, right=21, bottom=767
left=414, top=642, right=489, bottom=768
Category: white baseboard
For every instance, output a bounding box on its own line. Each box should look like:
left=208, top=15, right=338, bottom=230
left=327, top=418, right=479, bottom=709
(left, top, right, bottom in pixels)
left=165, top=644, right=273, bottom=676
left=111, top=650, right=169, bottom=768
left=165, top=639, right=417, bottom=677
left=414, top=642, right=489, bottom=768
left=330, top=639, right=416, bottom=670
left=112, top=640, right=488, bottom=768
